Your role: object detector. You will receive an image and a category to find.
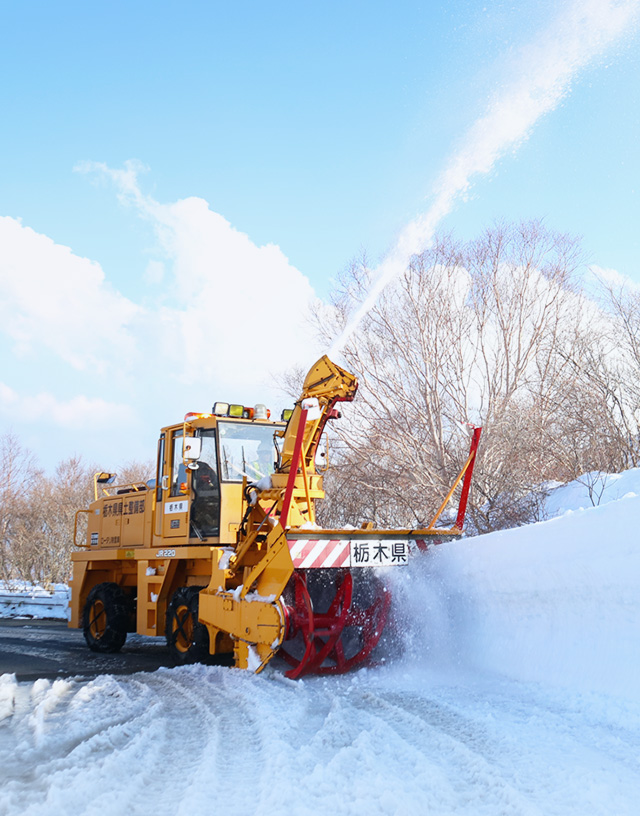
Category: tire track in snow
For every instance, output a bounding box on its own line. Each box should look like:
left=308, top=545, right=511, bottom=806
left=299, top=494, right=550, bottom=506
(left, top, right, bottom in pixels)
left=0, top=666, right=271, bottom=816
left=348, top=688, right=544, bottom=816
left=0, top=674, right=166, bottom=815
left=110, top=669, right=223, bottom=816
left=2, top=668, right=640, bottom=816
left=171, top=668, right=269, bottom=816
left=352, top=679, right=640, bottom=816
left=234, top=676, right=495, bottom=816
left=256, top=681, right=535, bottom=816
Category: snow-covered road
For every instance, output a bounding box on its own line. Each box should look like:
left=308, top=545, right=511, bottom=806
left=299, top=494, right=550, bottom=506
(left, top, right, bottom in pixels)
left=1, top=472, right=639, bottom=816
left=2, top=664, right=639, bottom=816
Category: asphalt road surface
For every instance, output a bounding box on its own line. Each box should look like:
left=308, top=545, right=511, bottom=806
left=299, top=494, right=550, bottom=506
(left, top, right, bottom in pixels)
left=0, top=619, right=176, bottom=681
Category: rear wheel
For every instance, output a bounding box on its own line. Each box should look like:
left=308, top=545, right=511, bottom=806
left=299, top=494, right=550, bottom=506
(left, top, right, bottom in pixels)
left=83, top=582, right=128, bottom=653
left=166, top=586, right=209, bottom=665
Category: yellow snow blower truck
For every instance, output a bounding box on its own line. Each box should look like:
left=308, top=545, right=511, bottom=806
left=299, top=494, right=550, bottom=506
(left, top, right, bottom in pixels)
left=69, top=356, right=481, bottom=677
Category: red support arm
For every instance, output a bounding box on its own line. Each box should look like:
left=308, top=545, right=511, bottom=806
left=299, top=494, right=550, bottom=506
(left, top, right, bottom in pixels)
left=455, top=426, right=482, bottom=531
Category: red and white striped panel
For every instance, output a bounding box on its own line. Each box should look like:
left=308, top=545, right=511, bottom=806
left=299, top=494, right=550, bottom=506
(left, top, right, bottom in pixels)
left=288, top=538, right=351, bottom=569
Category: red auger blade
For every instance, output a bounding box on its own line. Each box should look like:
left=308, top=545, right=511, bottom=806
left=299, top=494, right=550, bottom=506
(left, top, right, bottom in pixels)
left=279, top=569, right=391, bottom=678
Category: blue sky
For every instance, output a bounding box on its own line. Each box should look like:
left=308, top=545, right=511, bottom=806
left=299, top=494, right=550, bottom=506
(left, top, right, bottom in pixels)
left=1, top=1, right=639, bottom=471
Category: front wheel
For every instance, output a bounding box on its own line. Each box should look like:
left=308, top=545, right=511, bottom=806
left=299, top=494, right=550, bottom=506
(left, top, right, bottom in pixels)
left=166, top=586, right=209, bottom=665
left=83, top=582, right=128, bottom=653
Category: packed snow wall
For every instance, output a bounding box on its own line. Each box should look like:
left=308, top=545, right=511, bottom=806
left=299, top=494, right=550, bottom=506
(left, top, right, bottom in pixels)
left=388, top=492, right=640, bottom=701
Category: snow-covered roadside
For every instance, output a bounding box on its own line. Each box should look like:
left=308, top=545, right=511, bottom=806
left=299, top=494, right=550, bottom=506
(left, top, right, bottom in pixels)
left=543, top=467, right=640, bottom=518
left=389, top=490, right=640, bottom=701
left=0, top=583, right=69, bottom=621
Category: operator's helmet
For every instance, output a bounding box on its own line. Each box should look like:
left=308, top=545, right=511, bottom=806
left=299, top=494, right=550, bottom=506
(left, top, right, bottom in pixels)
left=256, top=439, right=275, bottom=474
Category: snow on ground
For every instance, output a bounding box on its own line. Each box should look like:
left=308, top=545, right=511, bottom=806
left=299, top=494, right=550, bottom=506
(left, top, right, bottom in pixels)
left=0, top=583, right=69, bottom=620
left=542, top=467, right=640, bottom=518
left=1, top=664, right=639, bottom=816
left=1, top=474, right=639, bottom=815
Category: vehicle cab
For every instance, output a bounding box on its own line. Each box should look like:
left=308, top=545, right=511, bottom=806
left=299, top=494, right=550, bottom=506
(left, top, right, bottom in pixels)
left=153, top=402, right=286, bottom=547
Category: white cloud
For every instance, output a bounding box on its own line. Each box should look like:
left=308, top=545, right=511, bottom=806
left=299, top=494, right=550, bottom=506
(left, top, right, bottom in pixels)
left=0, top=216, right=139, bottom=372
left=0, top=168, right=320, bottom=468
left=588, top=264, right=640, bottom=293
left=148, top=195, right=318, bottom=387
left=75, top=160, right=319, bottom=392
left=0, top=382, right=134, bottom=430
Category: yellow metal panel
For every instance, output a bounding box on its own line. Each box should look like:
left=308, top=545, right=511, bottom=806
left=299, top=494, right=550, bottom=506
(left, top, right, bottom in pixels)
left=120, top=490, right=150, bottom=548
left=161, top=496, right=190, bottom=540
left=218, top=482, right=244, bottom=544
left=100, top=498, right=123, bottom=548
left=86, top=504, right=101, bottom=549
left=68, top=560, right=88, bottom=627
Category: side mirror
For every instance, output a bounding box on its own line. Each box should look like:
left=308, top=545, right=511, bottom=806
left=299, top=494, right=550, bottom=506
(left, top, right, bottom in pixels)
left=183, top=436, right=202, bottom=461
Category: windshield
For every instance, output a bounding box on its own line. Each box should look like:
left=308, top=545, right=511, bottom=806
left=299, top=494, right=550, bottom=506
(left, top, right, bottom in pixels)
left=218, top=421, right=278, bottom=482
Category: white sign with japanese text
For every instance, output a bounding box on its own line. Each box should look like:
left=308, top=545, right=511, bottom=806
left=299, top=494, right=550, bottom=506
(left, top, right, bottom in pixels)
left=349, top=539, right=409, bottom=567
left=164, top=500, right=188, bottom=514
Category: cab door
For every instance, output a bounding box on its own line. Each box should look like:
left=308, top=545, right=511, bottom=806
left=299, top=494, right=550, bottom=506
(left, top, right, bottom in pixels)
left=159, top=429, right=190, bottom=541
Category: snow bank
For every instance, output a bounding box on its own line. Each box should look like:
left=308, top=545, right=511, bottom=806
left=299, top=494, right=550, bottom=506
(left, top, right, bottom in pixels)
left=543, top=468, right=640, bottom=517
left=0, top=583, right=70, bottom=620
left=389, top=491, right=640, bottom=700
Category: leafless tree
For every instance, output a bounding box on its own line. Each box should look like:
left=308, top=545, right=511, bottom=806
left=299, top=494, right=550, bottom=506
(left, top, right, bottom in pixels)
left=312, top=221, right=599, bottom=532
left=117, top=459, right=156, bottom=486
left=560, top=274, right=640, bottom=473
left=0, top=432, right=42, bottom=584
left=0, top=437, right=156, bottom=586
left=7, top=456, right=95, bottom=586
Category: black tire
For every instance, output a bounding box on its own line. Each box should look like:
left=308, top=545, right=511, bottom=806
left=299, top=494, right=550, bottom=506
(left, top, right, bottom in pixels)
left=166, top=586, right=210, bottom=665
left=83, top=582, right=128, bottom=653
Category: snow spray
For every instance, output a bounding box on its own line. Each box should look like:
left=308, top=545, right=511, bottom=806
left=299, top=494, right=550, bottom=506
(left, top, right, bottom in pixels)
left=329, top=0, right=639, bottom=357
left=380, top=555, right=466, bottom=672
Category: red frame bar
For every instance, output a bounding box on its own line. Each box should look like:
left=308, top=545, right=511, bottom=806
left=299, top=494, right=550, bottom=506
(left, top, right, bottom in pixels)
left=455, top=426, right=482, bottom=530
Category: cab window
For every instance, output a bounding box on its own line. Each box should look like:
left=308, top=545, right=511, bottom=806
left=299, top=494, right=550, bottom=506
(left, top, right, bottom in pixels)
left=218, top=421, right=277, bottom=482
left=170, top=431, right=188, bottom=497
